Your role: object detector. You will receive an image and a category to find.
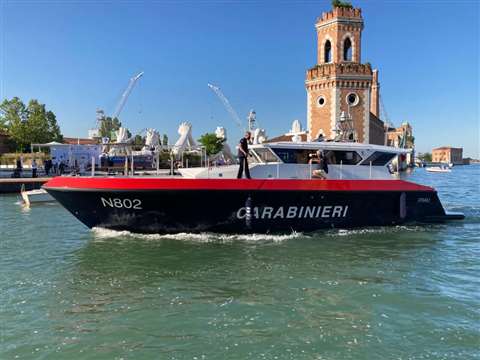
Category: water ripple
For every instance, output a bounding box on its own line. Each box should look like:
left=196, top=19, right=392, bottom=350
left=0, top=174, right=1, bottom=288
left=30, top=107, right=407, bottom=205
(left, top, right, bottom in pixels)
left=1, top=165, right=479, bottom=359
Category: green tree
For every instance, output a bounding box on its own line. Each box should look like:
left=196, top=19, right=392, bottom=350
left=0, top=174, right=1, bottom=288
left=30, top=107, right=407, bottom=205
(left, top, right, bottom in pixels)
left=420, top=152, right=432, bottom=162
left=99, top=116, right=122, bottom=139
left=0, top=97, right=63, bottom=151
left=162, top=134, right=169, bottom=146
left=46, top=110, right=63, bottom=143
left=198, top=133, right=225, bottom=156
left=332, top=0, right=353, bottom=9
left=1, top=97, right=28, bottom=150
left=0, top=97, right=26, bottom=130
left=133, top=134, right=144, bottom=146
left=26, top=100, right=53, bottom=144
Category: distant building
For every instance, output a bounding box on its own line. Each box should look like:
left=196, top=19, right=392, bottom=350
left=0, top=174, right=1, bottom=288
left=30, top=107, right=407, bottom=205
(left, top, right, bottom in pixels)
left=63, top=137, right=99, bottom=145
left=305, top=5, right=385, bottom=144
left=386, top=122, right=414, bottom=148
left=432, top=146, right=463, bottom=165
left=267, top=133, right=309, bottom=143
left=386, top=122, right=414, bottom=166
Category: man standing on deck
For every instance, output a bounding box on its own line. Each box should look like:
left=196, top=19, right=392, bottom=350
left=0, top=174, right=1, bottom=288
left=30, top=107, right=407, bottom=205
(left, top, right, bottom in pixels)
left=237, top=131, right=252, bottom=179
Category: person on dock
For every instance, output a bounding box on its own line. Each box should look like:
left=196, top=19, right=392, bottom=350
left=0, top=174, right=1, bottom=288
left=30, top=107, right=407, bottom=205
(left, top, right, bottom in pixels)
left=59, top=160, right=65, bottom=175
left=12, top=158, right=23, bottom=178
left=237, top=131, right=252, bottom=179
left=44, top=159, right=52, bottom=176
left=31, top=159, right=38, bottom=178
left=79, top=162, right=85, bottom=176
left=52, top=159, right=58, bottom=175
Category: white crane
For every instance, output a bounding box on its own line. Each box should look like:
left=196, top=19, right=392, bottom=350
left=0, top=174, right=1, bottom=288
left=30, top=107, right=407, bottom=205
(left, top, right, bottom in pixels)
left=112, top=71, right=144, bottom=120
left=207, top=83, right=244, bottom=133
left=379, top=94, right=394, bottom=130
left=90, top=71, right=144, bottom=139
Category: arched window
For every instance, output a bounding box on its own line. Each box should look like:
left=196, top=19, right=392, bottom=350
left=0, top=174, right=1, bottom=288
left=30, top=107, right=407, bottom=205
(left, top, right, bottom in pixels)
left=324, top=40, right=332, bottom=63
left=343, top=37, right=352, bottom=61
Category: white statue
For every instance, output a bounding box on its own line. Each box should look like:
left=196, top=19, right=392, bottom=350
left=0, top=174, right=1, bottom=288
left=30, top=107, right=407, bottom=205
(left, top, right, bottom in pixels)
left=215, top=126, right=227, bottom=140
left=172, top=122, right=197, bottom=156
left=143, top=128, right=160, bottom=152
left=252, top=128, right=267, bottom=144
left=291, top=119, right=302, bottom=134
left=214, top=126, right=234, bottom=162
left=108, top=127, right=131, bottom=155
left=115, top=127, right=129, bottom=144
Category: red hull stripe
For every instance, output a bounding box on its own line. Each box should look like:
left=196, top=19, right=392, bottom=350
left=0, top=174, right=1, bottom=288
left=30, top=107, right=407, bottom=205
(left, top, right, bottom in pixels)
left=44, top=177, right=434, bottom=192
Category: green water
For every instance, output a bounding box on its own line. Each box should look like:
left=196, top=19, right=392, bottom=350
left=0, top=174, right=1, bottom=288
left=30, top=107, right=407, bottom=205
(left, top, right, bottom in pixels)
left=1, top=166, right=479, bottom=359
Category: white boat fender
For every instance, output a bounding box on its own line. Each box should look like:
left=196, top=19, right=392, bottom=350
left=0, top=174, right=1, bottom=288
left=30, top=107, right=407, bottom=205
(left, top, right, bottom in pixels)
left=399, top=192, right=407, bottom=219
left=245, top=196, right=253, bottom=229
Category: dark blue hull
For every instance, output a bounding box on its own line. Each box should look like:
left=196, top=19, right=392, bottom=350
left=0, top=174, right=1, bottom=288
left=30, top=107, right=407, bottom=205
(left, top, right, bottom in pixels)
left=46, top=186, right=456, bottom=234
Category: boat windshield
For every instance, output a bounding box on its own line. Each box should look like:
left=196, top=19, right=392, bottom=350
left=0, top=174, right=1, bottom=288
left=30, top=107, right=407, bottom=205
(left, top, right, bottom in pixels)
left=250, top=148, right=279, bottom=163
left=270, top=148, right=313, bottom=164
left=269, top=148, right=363, bottom=165
left=323, top=150, right=362, bottom=165
left=360, top=151, right=396, bottom=166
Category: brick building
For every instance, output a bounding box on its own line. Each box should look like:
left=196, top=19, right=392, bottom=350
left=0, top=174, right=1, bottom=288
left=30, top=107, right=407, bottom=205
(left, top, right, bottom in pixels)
left=386, top=122, right=415, bottom=166
left=63, top=137, right=98, bottom=145
left=432, top=147, right=463, bottom=165
left=386, top=122, right=414, bottom=148
left=305, top=5, right=385, bottom=144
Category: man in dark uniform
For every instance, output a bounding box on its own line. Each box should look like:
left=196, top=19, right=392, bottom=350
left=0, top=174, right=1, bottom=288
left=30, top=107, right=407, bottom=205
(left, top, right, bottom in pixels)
left=237, top=131, right=252, bottom=179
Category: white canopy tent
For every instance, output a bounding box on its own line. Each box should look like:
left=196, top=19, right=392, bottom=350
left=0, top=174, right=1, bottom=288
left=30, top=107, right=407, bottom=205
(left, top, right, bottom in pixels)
left=31, top=142, right=102, bottom=168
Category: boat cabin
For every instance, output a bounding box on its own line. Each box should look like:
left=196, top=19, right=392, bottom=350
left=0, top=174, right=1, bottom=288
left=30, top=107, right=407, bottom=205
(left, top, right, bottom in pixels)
left=178, top=141, right=409, bottom=180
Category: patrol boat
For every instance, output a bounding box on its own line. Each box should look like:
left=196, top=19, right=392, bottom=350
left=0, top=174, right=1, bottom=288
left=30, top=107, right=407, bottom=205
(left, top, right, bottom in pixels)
left=43, top=141, right=463, bottom=234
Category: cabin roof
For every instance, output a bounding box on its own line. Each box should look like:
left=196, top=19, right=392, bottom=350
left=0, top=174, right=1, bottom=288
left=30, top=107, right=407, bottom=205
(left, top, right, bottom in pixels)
left=253, top=141, right=409, bottom=154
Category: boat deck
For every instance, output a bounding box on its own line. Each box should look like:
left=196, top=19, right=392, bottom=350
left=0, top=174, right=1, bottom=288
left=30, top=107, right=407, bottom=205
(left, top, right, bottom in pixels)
left=0, top=178, right=51, bottom=194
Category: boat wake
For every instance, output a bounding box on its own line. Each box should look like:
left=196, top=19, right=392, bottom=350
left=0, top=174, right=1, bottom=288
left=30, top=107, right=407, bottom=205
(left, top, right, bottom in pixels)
left=328, top=225, right=433, bottom=237
left=91, top=227, right=304, bottom=243
left=91, top=223, right=457, bottom=243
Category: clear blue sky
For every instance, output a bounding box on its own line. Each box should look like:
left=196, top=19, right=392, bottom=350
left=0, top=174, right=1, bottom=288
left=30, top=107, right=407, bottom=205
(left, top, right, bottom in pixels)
left=1, top=0, right=479, bottom=157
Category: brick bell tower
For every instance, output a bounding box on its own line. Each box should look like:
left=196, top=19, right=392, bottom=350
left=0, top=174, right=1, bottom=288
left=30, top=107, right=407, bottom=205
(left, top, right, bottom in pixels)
left=305, top=5, right=383, bottom=144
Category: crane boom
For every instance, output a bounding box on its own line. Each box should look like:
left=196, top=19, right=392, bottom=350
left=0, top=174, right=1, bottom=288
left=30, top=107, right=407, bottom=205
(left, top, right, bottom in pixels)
left=207, top=83, right=244, bottom=132
left=379, top=94, right=394, bottom=129
left=112, top=71, right=144, bottom=119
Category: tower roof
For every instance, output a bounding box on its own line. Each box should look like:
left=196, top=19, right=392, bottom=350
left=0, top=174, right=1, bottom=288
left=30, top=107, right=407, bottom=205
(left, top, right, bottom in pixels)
left=317, top=6, right=362, bottom=25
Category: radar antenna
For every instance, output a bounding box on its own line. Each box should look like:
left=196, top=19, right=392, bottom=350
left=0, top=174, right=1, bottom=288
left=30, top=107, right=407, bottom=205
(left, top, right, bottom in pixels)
left=247, top=109, right=256, bottom=132
left=333, top=107, right=357, bottom=142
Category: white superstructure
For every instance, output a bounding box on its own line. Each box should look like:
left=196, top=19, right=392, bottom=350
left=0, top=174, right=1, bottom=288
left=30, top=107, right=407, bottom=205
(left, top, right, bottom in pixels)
left=178, top=141, right=409, bottom=180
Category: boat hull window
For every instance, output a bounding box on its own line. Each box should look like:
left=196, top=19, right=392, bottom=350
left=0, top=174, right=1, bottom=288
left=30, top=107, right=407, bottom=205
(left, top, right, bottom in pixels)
left=360, top=151, right=396, bottom=166
left=324, top=150, right=362, bottom=165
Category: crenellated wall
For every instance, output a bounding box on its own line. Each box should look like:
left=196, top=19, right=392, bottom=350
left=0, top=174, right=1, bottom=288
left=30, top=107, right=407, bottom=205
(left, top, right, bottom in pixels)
left=306, top=63, right=372, bottom=81
left=317, top=7, right=362, bottom=22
